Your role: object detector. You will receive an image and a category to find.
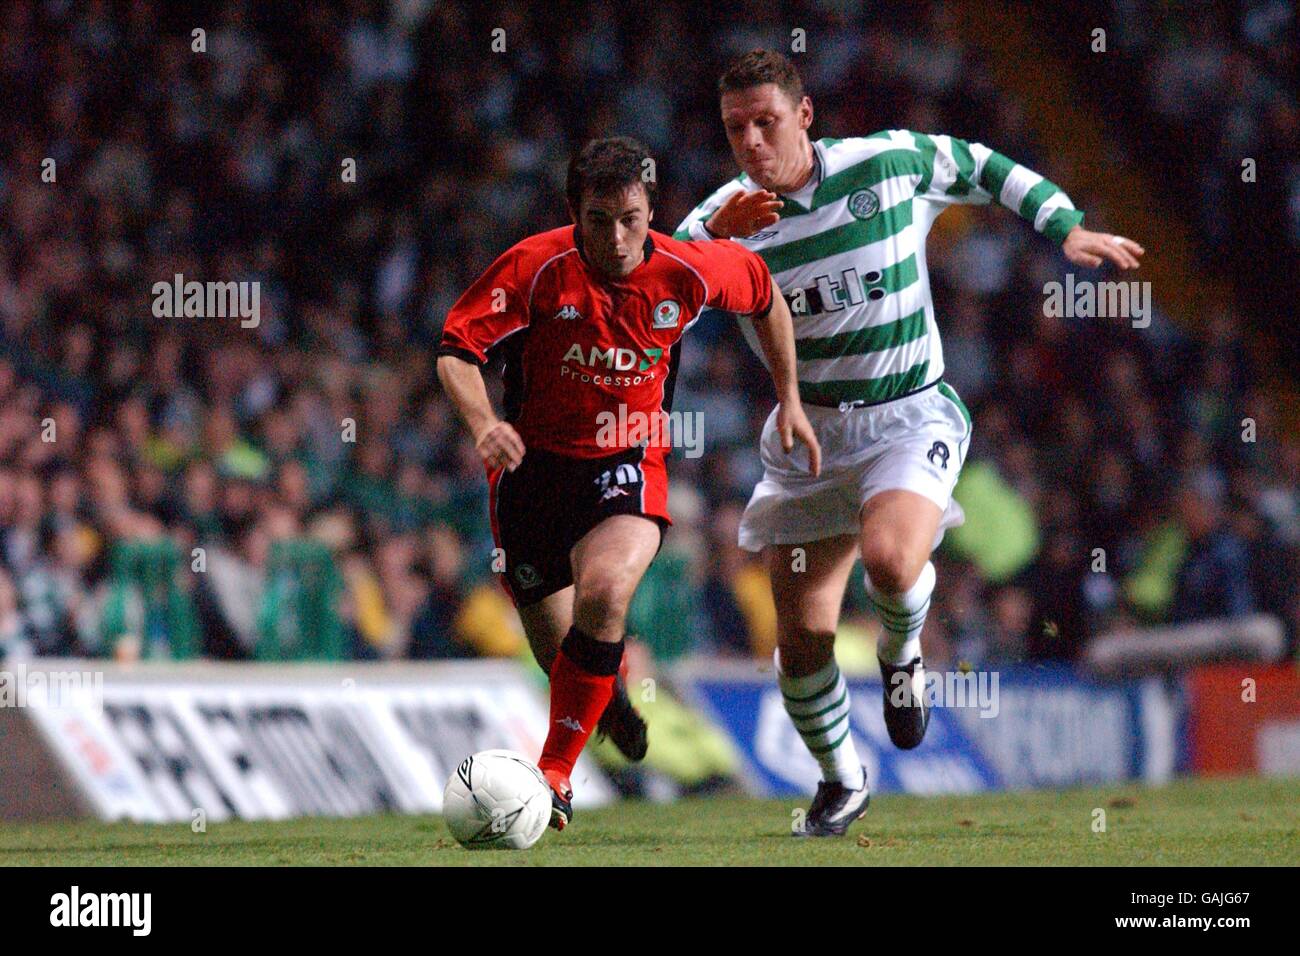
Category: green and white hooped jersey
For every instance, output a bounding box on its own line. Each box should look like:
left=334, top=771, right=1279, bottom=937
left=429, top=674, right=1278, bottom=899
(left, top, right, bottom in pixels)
left=675, top=131, right=1084, bottom=406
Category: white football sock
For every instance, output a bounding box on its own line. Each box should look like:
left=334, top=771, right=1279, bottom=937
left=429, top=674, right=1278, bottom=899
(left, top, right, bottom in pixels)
left=776, top=651, right=866, bottom=790
left=867, top=560, right=936, bottom=665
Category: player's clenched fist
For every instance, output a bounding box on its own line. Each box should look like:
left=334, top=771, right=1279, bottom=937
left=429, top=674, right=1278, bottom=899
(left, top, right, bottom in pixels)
left=705, top=189, right=782, bottom=239
left=474, top=420, right=525, bottom=471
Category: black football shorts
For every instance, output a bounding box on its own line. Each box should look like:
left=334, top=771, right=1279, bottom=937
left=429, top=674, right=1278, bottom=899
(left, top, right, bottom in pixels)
left=487, top=444, right=670, bottom=607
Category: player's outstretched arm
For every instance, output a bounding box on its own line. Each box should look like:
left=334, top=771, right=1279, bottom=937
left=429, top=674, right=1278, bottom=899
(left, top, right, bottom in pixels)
left=917, top=132, right=1148, bottom=263
left=436, top=354, right=525, bottom=471
left=749, top=276, right=821, bottom=476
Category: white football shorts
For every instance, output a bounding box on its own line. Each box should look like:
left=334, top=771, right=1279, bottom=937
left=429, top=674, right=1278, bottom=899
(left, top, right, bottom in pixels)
left=738, top=381, right=972, bottom=553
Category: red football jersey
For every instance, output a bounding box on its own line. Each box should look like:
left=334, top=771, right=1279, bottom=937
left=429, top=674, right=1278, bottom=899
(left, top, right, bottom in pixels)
left=439, top=226, right=773, bottom=458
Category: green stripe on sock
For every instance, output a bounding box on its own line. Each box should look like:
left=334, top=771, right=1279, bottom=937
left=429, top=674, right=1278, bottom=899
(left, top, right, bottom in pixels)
left=870, top=597, right=931, bottom=626
left=870, top=602, right=927, bottom=623
left=807, top=725, right=852, bottom=755
left=781, top=669, right=841, bottom=704
left=796, top=709, right=849, bottom=738
left=789, top=687, right=848, bottom=723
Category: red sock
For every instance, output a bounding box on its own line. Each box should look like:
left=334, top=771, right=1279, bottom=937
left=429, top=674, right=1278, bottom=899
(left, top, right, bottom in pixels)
left=538, top=627, right=623, bottom=780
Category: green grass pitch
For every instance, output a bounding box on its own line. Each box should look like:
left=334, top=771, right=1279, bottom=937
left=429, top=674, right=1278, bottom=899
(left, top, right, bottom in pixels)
left=2, top=777, right=1295, bottom=866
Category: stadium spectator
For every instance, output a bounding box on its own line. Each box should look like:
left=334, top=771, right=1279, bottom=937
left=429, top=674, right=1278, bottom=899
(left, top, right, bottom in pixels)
left=1169, top=476, right=1257, bottom=623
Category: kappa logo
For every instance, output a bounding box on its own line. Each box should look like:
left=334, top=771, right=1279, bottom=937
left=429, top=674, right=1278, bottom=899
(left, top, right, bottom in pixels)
left=554, top=304, right=582, bottom=321
left=556, top=716, right=585, bottom=732
left=595, top=462, right=642, bottom=498
left=652, top=299, right=681, bottom=329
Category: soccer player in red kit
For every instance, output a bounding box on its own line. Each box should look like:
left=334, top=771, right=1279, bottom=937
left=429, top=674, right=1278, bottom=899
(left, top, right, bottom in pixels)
left=437, top=137, right=820, bottom=830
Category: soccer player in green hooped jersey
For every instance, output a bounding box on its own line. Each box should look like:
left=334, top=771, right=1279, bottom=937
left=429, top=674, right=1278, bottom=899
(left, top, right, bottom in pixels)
left=676, top=49, right=1144, bottom=836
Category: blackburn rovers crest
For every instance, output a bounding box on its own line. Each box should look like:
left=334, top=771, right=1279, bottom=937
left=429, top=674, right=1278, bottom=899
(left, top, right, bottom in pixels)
left=652, top=299, right=681, bottom=329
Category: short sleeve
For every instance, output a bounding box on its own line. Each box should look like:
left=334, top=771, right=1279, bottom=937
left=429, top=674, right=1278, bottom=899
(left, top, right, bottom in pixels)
left=438, top=244, right=532, bottom=364
left=697, top=240, right=773, bottom=318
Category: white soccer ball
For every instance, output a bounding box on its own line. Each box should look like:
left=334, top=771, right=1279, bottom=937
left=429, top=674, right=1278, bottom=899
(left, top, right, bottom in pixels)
left=442, top=750, right=551, bottom=850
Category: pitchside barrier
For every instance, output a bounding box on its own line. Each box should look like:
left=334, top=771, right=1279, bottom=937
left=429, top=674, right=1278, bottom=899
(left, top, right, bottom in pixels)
left=4, top=642, right=1295, bottom=821
left=671, top=637, right=1299, bottom=797
left=1084, top=614, right=1287, bottom=677
left=1186, top=662, right=1300, bottom=778
left=669, top=659, right=1186, bottom=796
left=0, top=659, right=613, bottom=823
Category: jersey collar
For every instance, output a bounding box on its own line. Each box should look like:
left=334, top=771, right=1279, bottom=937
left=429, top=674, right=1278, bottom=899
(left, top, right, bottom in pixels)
left=779, top=140, right=823, bottom=208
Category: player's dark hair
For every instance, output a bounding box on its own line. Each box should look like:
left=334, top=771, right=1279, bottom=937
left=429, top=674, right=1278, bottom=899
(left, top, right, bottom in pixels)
left=565, top=136, right=656, bottom=213
left=718, top=48, right=804, bottom=104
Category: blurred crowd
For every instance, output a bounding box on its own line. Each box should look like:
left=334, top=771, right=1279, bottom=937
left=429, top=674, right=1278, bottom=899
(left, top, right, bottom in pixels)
left=1042, top=0, right=1300, bottom=368
left=1130, top=0, right=1298, bottom=261
left=0, top=0, right=1295, bottom=668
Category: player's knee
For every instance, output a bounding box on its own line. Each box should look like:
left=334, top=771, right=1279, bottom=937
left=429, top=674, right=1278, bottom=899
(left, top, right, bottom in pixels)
left=573, top=573, right=634, bottom=631
left=775, top=625, right=835, bottom=677
left=861, top=546, right=923, bottom=596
